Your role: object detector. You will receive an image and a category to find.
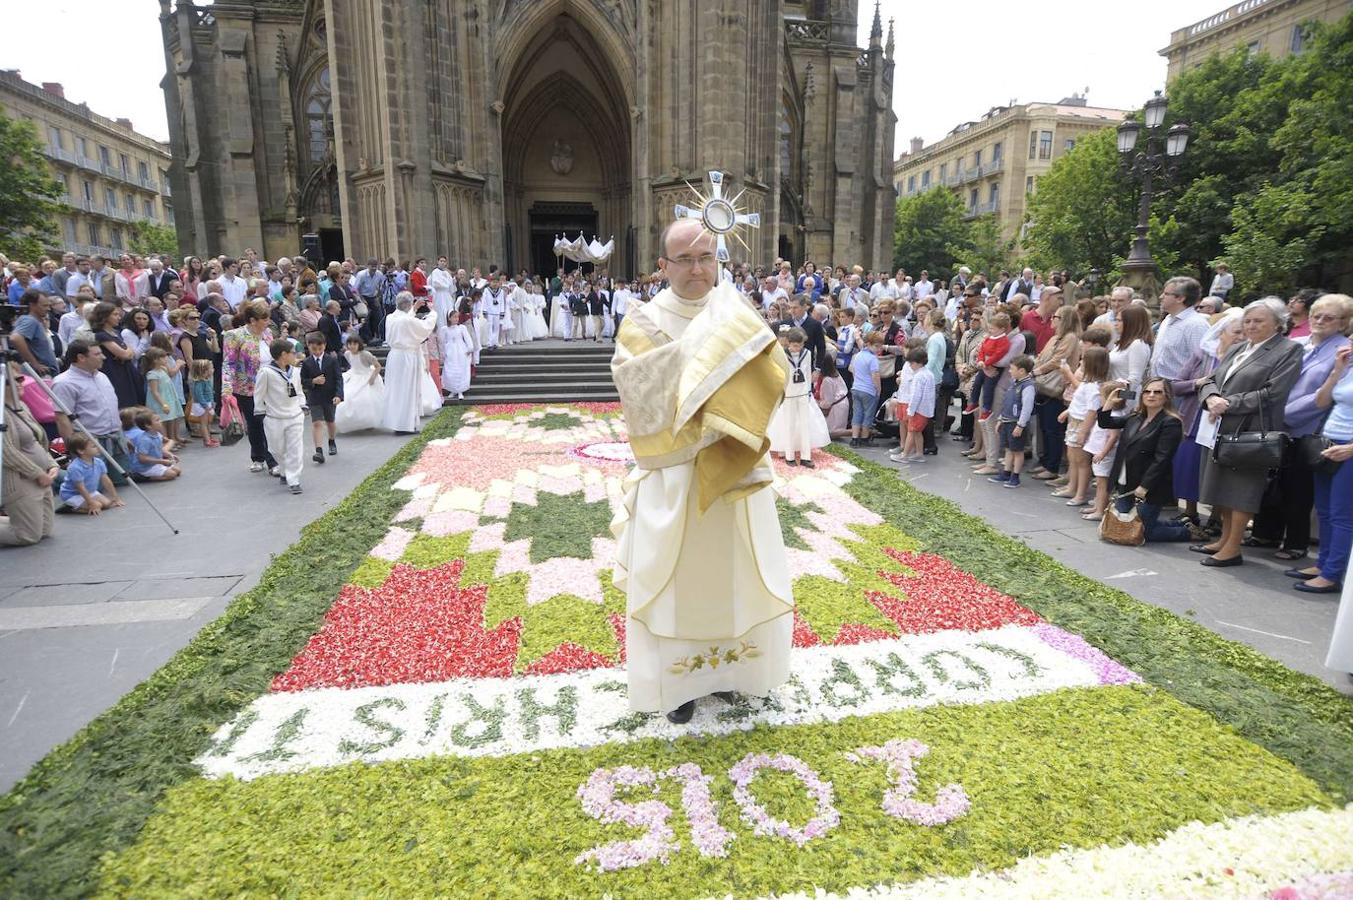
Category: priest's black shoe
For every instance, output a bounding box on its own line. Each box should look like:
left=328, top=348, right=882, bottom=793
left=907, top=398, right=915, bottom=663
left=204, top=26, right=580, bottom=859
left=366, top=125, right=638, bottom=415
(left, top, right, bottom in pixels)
left=666, top=700, right=696, bottom=724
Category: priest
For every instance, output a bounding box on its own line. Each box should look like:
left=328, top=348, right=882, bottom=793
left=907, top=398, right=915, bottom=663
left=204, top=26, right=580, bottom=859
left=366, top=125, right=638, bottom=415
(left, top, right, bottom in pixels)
left=611, top=217, right=793, bottom=724
left=380, top=292, right=437, bottom=434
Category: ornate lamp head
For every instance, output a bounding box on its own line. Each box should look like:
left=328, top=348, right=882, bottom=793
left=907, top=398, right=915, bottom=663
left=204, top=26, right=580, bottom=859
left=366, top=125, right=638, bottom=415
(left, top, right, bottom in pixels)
left=673, top=171, right=761, bottom=264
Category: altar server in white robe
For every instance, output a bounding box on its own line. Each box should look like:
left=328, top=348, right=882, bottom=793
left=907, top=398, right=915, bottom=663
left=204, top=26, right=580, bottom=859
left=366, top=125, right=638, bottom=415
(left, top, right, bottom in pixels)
left=551, top=288, right=570, bottom=338
left=439, top=311, right=474, bottom=399
left=428, top=257, right=457, bottom=331
left=510, top=280, right=530, bottom=343
left=380, top=293, right=438, bottom=433
left=611, top=218, right=793, bottom=724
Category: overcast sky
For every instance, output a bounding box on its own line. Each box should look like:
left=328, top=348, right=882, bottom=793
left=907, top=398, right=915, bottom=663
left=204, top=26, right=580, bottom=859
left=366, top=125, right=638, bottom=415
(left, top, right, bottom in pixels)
left=3, top=0, right=1230, bottom=148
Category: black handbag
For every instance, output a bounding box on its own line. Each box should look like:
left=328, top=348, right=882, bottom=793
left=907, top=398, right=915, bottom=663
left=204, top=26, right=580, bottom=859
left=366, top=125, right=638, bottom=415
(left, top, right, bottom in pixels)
left=1296, top=408, right=1342, bottom=475
left=1211, top=402, right=1289, bottom=471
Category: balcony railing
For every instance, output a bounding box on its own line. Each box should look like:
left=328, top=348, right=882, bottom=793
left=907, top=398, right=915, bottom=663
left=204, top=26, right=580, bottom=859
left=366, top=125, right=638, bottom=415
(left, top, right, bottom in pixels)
left=160, top=179, right=172, bottom=197
left=44, top=144, right=79, bottom=164
left=139, top=174, right=157, bottom=189
left=100, top=161, right=119, bottom=177
left=964, top=200, right=1000, bottom=219
left=942, top=171, right=961, bottom=187
left=75, top=154, right=99, bottom=171
left=980, top=157, right=1004, bottom=177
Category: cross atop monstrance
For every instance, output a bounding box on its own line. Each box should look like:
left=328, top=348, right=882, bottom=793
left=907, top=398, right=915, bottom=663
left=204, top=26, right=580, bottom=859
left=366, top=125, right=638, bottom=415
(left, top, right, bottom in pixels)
left=673, top=171, right=761, bottom=264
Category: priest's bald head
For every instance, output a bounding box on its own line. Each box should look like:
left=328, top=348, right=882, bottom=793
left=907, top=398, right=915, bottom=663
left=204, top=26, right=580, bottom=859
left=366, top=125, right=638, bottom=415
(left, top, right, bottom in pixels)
left=658, top=218, right=719, bottom=300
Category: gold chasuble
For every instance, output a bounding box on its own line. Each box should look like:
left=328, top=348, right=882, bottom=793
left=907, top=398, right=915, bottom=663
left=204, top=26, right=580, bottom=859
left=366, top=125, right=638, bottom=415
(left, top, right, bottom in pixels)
left=611, top=283, right=795, bottom=713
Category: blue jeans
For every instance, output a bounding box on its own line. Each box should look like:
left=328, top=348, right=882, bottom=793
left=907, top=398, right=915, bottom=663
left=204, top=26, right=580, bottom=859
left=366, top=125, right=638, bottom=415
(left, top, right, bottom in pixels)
left=1314, top=460, right=1353, bottom=583
left=850, top=390, right=879, bottom=427
left=1114, top=496, right=1191, bottom=542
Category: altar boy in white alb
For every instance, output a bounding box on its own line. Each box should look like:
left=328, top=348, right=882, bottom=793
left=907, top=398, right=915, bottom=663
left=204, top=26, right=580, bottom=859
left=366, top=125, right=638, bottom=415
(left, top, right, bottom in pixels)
left=611, top=217, right=794, bottom=724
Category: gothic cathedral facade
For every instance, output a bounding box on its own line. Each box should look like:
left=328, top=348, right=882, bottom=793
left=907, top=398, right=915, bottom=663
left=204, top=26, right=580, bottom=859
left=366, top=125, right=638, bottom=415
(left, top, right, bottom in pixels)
left=160, top=0, right=896, bottom=274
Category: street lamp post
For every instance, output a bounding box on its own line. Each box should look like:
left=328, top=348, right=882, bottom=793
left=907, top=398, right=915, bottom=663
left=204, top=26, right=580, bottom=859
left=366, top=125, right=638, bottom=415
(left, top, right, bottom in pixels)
left=1116, top=90, right=1191, bottom=306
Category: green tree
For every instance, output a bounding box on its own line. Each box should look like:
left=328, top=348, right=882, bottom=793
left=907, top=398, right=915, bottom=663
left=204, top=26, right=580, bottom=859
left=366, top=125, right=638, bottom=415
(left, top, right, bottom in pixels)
left=1022, top=127, right=1136, bottom=276
left=1220, top=181, right=1323, bottom=296
left=128, top=221, right=180, bottom=258
left=1156, top=48, right=1292, bottom=279
left=892, top=187, right=970, bottom=276
left=0, top=109, right=65, bottom=261
left=952, top=214, right=1014, bottom=279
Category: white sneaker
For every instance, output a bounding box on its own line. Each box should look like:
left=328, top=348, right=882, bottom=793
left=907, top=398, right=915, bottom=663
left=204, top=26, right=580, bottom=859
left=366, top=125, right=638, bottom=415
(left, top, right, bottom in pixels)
left=268, top=466, right=280, bottom=477
left=888, top=451, right=906, bottom=461
left=249, top=462, right=264, bottom=473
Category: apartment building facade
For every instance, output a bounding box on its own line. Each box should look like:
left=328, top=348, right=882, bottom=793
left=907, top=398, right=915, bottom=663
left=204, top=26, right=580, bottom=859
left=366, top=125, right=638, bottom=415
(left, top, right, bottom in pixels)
left=1161, top=0, right=1351, bottom=81
left=892, top=97, right=1127, bottom=243
left=0, top=70, right=174, bottom=260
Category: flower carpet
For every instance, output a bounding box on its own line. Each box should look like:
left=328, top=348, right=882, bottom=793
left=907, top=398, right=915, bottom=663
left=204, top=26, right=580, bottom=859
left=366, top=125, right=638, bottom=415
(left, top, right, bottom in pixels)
left=5, top=404, right=1353, bottom=899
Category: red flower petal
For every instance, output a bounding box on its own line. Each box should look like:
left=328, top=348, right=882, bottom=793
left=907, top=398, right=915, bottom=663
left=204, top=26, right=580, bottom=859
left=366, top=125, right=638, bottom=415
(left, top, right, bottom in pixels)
left=272, top=561, right=522, bottom=691
left=870, top=550, right=1042, bottom=635
left=792, top=611, right=823, bottom=647
left=524, top=642, right=615, bottom=676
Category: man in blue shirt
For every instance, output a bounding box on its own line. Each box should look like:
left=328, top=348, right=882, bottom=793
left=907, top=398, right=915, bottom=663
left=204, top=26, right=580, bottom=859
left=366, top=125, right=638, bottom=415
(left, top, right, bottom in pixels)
left=11, top=289, right=58, bottom=375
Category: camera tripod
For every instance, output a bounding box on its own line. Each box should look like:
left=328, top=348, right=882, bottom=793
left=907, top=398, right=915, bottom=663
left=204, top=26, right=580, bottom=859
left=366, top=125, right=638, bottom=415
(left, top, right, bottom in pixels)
left=0, top=333, right=179, bottom=535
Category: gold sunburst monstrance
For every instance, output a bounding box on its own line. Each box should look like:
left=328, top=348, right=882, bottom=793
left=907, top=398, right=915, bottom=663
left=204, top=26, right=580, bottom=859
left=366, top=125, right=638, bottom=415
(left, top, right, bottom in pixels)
left=672, top=171, right=761, bottom=264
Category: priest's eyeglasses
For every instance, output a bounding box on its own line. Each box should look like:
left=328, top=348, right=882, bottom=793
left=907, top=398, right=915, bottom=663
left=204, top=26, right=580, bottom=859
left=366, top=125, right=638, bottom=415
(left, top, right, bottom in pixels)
left=665, top=253, right=718, bottom=270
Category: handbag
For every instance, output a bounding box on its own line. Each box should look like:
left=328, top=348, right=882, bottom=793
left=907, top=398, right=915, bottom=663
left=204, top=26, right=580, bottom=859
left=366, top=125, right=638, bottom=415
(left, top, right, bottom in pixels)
left=1211, top=401, right=1289, bottom=471
left=352, top=300, right=370, bottom=319
left=219, top=395, right=246, bottom=447
left=1099, top=496, right=1145, bottom=546
left=1297, top=408, right=1341, bottom=475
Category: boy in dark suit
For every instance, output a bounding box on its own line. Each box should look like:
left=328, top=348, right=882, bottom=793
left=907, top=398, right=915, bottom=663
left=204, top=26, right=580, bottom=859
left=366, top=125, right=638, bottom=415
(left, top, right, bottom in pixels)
left=301, top=331, right=349, bottom=464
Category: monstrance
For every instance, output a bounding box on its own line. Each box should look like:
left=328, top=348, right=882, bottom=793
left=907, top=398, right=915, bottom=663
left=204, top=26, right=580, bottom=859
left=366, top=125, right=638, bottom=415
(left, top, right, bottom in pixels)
left=672, top=171, right=760, bottom=264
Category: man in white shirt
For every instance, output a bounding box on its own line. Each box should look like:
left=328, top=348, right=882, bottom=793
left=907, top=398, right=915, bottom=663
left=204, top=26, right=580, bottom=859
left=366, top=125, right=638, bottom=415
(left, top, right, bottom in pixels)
left=843, top=274, right=870, bottom=311
left=1151, top=276, right=1211, bottom=380
left=1093, top=286, right=1133, bottom=342
left=64, top=257, right=90, bottom=298
left=914, top=270, right=934, bottom=299
left=870, top=268, right=900, bottom=303
left=761, top=275, right=788, bottom=311
left=218, top=258, right=248, bottom=310
left=612, top=281, right=633, bottom=333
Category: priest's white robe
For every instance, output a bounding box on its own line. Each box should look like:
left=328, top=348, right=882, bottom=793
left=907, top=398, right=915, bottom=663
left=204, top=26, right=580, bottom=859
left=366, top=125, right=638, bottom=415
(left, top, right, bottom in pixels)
left=380, top=309, right=437, bottom=433
left=611, top=286, right=794, bottom=714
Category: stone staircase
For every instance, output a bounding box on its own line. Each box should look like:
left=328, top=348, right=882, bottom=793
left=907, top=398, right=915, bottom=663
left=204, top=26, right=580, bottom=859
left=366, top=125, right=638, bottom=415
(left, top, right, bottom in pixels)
left=369, top=338, right=618, bottom=405
left=456, top=340, right=618, bottom=405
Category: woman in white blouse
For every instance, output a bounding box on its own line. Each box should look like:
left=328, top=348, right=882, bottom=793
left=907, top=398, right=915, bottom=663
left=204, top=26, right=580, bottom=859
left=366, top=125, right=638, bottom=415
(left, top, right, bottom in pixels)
left=1108, top=303, right=1154, bottom=414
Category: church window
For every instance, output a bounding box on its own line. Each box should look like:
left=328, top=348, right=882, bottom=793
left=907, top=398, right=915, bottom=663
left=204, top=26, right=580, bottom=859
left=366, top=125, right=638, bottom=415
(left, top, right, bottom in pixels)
left=304, top=67, right=333, bottom=164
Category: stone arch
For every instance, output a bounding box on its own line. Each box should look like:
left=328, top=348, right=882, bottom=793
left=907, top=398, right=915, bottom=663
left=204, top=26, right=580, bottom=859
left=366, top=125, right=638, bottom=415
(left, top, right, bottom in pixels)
left=499, top=10, right=632, bottom=275
left=495, top=0, right=635, bottom=109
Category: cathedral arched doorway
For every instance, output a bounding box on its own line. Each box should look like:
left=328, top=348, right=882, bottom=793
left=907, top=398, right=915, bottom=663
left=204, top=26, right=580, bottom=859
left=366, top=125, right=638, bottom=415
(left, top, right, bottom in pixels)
left=500, top=11, right=631, bottom=277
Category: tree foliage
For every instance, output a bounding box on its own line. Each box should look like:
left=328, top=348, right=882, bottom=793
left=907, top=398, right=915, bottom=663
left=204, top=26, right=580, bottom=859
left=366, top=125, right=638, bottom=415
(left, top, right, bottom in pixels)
left=892, top=187, right=969, bottom=275
left=0, top=109, right=65, bottom=262
left=953, top=214, right=1014, bottom=279
left=1021, top=9, right=1353, bottom=297
left=129, top=221, right=180, bottom=259
left=1022, top=128, right=1136, bottom=278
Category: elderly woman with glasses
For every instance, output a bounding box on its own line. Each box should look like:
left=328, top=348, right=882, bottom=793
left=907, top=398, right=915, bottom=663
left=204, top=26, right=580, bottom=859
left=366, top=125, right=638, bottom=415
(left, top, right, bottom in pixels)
left=1249, top=294, right=1352, bottom=565
left=1192, top=298, right=1304, bottom=567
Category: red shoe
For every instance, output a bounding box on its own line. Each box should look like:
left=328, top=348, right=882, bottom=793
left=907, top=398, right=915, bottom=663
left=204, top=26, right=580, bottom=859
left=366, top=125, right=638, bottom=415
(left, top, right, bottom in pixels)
left=978, top=410, right=993, bottom=422
left=961, top=404, right=978, bottom=415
